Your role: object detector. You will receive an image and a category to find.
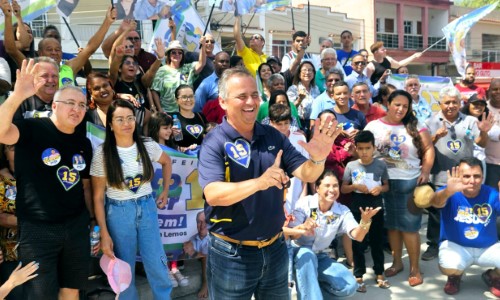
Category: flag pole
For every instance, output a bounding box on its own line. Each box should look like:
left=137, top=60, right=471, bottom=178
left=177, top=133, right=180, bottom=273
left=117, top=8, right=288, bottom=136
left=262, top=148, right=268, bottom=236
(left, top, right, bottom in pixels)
left=291, top=6, right=295, bottom=31
left=199, top=3, right=215, bottom=49
left=307, top=1, right=310, bottom=36
left=420, top=36, right=446, bottom=55
left=62, top=17, right=80, bottom=48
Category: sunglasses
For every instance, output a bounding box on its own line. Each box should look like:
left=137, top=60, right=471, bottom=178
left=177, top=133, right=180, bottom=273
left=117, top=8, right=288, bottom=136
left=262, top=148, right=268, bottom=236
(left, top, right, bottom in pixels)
left=127, top=37, right=141, bottom=42
left=124, top=45, right=134, bottom=49
left=123, top=60, right=138, bottom=66
left=353, top=61, right=366, bottom=66
left=170, top=50, right=183, bottom=55
left=205, top=39, right=215, bottom=44
left=250, top=35, right=262, bottom=41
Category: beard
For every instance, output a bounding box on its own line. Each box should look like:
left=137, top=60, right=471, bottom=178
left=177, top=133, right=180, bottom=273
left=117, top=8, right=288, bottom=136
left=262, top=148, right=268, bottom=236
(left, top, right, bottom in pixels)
left=463, top=77, right=475, bottom=85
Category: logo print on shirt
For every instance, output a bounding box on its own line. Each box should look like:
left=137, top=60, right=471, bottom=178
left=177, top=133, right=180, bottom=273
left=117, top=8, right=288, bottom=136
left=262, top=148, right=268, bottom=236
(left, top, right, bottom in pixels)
left=72, top=154, right=86, bottom=171
left=447, top=140, right=463, bottom=154
left=224, top=139, right=251, bottom=168
left=186, top=124, right=203, bottom=139
left=125, top=174, right=144, bottom=193
left=42, top=148, right=61, bottom=166
left=57, top=166, right=80, bottom=191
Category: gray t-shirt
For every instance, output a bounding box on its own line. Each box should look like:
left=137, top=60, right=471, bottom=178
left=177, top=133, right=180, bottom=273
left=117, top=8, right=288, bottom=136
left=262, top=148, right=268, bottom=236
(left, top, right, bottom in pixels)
left=425, top=111, right=479, bottom=186
left=343, top=159, right=389, bottom=193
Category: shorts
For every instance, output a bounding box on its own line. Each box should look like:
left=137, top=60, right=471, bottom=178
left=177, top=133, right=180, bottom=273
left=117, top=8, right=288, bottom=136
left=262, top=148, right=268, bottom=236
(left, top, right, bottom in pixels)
left=383, top=178, right=422, bottom=232
left=439, top=240, right=500, bottom=271
left=18, top=211, right=90, bottom=299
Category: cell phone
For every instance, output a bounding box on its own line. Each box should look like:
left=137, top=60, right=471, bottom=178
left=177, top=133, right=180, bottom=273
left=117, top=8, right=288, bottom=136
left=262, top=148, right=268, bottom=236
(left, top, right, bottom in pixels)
left=387, top=69, right=392, bottom=75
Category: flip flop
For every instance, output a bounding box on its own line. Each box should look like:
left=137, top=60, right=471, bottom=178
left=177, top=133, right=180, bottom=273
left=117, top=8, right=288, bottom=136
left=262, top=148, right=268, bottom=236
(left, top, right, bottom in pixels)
left=384, top=266, right=404, bottom=277
left=409, top=275, right=424, bottom=287
left=356, top=282, right=367, bottom=293
left=376, top=279, right=391, bottom=289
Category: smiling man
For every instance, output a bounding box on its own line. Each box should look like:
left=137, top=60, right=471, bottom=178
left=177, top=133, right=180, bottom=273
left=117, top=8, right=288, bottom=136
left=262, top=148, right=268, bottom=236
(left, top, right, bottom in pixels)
left=0, top=59, right=93, bottom=300
left=198, top=67, right=341, bottom=299
left=431, top=158, right=500, bottom=297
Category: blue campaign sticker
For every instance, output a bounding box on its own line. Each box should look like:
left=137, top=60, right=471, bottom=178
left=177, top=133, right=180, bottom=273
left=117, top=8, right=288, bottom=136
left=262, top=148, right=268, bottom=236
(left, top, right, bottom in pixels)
left=224, top=139, right=251, bottom=168
left=42, top=148, right=61, bottom=166
left=390, top=134, right=406, bottom=145
left=125, top=174, right=144, bottom=193
left=447, top=140, right=463, bottom=154
left=5, top=185, right=16, bottom=200
left=61, top=77, right=73, bottom=86
left=56, top=166, right=80, bottom=191
left=186, top=124, right=203, bottom=139
left=72, top=154, right=86, bottom=171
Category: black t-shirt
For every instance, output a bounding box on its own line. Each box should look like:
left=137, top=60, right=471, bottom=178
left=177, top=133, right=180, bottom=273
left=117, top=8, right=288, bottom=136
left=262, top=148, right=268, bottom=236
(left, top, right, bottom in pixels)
left=114, top=75, right=151, bottom=110
left=184, top=52, right=215, bottom=91
left=176, top=112, right=207, bottom=148
left=14, top=118, right=92, bottom=222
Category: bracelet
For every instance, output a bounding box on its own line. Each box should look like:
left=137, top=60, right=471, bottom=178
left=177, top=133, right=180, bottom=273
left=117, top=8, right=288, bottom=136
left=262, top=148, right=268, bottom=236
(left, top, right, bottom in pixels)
left=359, top=219, right=372, bottom=230
left=310, top=157, right=326, bottom=165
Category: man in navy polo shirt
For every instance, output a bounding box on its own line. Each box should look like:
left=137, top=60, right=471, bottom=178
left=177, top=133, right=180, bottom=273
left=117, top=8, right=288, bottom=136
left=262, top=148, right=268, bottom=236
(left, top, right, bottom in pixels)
left=198, top=67, right=341, bottom=299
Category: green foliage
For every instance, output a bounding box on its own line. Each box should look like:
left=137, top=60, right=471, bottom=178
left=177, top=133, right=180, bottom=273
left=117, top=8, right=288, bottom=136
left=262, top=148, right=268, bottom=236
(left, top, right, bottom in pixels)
left=455, top=0, right=500, bottom=9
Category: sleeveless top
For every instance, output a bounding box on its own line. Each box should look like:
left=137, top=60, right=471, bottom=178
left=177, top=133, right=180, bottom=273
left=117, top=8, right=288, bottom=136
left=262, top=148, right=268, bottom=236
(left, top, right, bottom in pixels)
left=370, top=57, right=391, bottom=85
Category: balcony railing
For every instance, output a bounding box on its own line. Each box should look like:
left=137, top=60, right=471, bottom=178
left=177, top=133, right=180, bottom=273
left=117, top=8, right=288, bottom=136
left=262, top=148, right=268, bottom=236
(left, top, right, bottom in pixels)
left=428, top=36, right=447, bottom=51
left=376, top=33, right=399, bottom=49
left=404, top=35, right=423, bottom=50
left=482, top=50, right=500, bottom=62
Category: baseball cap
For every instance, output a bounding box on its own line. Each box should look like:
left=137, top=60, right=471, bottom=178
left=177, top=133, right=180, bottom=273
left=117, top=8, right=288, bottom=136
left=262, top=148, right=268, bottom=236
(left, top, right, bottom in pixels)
left=267, top=56, right=282, bottom=66
left=99, top=256, right=132, bottom=297
left=468, top=94, right=485, bottom=104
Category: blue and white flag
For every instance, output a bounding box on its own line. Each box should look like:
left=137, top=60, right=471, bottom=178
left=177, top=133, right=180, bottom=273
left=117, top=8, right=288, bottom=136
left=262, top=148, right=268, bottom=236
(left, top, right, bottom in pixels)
left=0, top=0, right=56, bottom=34
left=209, top=0, right=290, bottom=15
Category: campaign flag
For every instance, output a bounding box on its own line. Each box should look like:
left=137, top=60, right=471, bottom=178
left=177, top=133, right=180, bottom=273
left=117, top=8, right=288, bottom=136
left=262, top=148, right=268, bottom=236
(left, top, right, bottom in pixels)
left=0, top=0, right=56, bottom=34
left=387, top=74, right=453, bottom=112
left=56, top=0, right=79, bottom=18
left=442, top=2, right=498, bottom=77
left=149, top=1, right=222, bottom=54
left=209, top=0, right=290, bottom=15
left=86, top=122, right=204, bottom=261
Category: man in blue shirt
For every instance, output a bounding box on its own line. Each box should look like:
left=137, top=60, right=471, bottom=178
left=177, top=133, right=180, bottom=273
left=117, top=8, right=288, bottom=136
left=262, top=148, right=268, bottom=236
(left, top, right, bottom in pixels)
left=310, top=68, right=344, bottom=122
left=345, top=54, right=386, bottom=99
left=336, top=30, right=358, bottom=76
left=198, top=67, right=342, bottom=299
left=406, top=75, right=432, bottom=124
left=431, top=157, right=500, bottom=297
left=194, top=51, right=230, bottom=113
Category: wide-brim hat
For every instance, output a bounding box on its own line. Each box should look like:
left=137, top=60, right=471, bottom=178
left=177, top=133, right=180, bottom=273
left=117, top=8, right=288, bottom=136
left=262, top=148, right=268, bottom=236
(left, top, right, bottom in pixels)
left=413, top=183, right=435, bottom=208
left=0, top=57, right=12, bottom=88
left=166, top=40, right=185, bottom=54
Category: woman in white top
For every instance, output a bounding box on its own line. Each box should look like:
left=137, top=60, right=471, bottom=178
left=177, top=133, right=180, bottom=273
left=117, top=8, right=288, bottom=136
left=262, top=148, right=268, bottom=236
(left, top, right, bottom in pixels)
left=91, top=99, right=173, bottom=299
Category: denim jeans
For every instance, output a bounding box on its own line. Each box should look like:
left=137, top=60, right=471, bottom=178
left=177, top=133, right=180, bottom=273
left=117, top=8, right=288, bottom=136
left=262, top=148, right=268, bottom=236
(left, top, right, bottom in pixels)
left=293, top=247, right=357, bottom=299
left=106, top=194, right=172, bottom=300
left=207, top=233, right=289, bottom=300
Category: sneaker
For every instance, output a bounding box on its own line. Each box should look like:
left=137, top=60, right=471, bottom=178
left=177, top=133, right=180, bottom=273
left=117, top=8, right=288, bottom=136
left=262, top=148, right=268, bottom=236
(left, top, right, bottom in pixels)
left=444, top=275, right=461, bottom=295
left=169, top=271, right=178, bottom=288
left=421, top=245, right=438, bottom=261
left=173, top=269, right=189, bottom=287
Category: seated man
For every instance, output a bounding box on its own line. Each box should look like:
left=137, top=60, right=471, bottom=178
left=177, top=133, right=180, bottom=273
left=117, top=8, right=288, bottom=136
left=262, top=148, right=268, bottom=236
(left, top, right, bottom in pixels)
left=431, top=157, right=500, bottom=296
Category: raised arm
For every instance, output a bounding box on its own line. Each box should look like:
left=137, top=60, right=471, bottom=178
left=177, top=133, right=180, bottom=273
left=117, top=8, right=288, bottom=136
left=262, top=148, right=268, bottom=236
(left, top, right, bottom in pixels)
left=101, top=19, right=129, bottom=58
left=1, top=1, right=26, bottom=67
left=233, top=16, right=245, bottom=52
left=67, top=6, right=117, bottom=75
left=12, top=0, right=31, bottom=50
left=389, top=52, right=422, bottom=69
left=108, top=45, right=124, bottom=86
left=142, top=38, right=165, bottom=88
left=109, top=19, right=137, bottom=66
left=194, top=36, right=207, bottom=74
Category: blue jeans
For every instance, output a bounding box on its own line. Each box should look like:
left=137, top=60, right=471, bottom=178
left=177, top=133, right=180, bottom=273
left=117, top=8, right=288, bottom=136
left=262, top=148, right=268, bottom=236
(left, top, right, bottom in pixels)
left=293, top=247, right=357, bottom=299
left=106, top=194, right=172, bottom=300
left=207, top=233, right=289, bottom=300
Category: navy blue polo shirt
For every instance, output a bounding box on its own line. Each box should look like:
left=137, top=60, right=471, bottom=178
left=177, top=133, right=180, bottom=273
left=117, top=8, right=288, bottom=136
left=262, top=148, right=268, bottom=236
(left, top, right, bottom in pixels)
left=198, top=118, right=308, bottom=240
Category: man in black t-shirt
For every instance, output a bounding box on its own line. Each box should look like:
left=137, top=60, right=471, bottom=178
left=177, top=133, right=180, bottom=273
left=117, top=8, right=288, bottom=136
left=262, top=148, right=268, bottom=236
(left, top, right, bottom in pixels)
left=0, top=59, right=94, bottom=299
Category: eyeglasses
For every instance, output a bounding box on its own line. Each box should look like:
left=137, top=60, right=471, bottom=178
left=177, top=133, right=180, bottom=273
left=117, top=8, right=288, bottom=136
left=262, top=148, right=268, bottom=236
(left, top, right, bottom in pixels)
left=301, top=68, right=314, bottom=74
left=178, top=95, right=194, bottom=101
left=205, top=39, right=215, bottom=44
left=327, top=78, right=340, bottom=83
left=170, top=50, right=183, bottom=55
left=113, top=115, right=136, bottom=125
left=55, top=100, right=87, bottom=112
left=123, top=60, right=139, bottom=66
left=124, top=45, right=135, bottom=49
left=250, top=35, right=262, bottom=41
left=353, top=61, right=366, bottom=66
left=127, top=37, right=141, bottom=42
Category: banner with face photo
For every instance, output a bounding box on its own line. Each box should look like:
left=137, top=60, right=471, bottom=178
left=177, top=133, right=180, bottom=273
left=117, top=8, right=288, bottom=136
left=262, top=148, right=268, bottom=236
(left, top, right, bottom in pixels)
left=208, top=0, right=290, bottom=15
left=86, top=122, right=205, bottom=261
left=387, top=74, right=454, bottom=112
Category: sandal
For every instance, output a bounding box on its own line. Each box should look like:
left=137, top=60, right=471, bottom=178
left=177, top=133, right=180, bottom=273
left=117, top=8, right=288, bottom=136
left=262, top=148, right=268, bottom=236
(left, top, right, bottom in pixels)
left=384, top=266, right=404, bottom=277
left=409, top=274, right=424, bottom=287
left=356, top=282, right=367, bottom=293
left=376, top=279, right=391, bottom=289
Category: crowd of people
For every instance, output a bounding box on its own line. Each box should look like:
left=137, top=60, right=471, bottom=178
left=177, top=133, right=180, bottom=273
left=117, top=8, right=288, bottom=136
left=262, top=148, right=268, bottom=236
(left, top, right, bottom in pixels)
left=0, top=1, right=499, bottom=299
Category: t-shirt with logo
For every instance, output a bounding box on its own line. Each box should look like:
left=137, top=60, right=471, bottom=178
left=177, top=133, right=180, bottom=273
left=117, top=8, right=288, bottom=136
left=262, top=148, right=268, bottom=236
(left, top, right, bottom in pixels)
left=14, top=118, right=92, bottom=222
left=439, top=185, right=500, bottom=248
left=177, top=112, right=207, bottom=148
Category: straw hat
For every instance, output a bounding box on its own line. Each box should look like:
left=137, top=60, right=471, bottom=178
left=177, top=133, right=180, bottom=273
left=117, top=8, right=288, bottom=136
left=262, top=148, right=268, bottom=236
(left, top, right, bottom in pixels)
left=413, top=183, right=435, bottom=208
left=166, top=40, right=185, bottom=54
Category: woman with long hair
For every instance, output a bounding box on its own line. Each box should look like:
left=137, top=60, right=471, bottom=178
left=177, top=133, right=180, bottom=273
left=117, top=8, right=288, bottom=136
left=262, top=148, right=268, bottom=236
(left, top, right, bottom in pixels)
left=91, top=100, right=173, bottom=299
left=287, top=61, right=321, bottom=128
left=364, top=90, right=434, bottom=287
left=256, top=62, right=274, bottom=102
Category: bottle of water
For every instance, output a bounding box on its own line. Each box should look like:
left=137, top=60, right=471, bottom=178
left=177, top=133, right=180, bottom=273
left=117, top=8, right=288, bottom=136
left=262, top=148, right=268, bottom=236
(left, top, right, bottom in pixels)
left=173, top=115, right=183, bottom=141
left=90, top=226, right=100, bottom=256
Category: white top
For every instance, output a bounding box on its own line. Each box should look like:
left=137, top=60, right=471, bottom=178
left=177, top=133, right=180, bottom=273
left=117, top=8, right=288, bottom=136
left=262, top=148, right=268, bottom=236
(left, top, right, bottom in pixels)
left=365, top=118, right=426, bottom=180
left=289, top=194, right=358, bottom=252
left=285, top=132, right=309, bottom=214
left=90, top=141, right=163, bottom=200
left=485, top=104, right=500, bottom=165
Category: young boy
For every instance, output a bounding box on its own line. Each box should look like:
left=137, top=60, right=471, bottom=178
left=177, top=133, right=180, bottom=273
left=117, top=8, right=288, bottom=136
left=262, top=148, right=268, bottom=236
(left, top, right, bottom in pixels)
left=341, top=130, right=390, bottom=292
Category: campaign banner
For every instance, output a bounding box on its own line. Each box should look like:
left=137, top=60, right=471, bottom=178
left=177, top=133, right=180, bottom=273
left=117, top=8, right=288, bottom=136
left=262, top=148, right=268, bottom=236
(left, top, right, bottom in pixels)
left=112, top=0, right=191, bottom=20
left=387, top=74, right=453, bottom=112
left=148, top=2, right=222, bottom=54
left=86, top=122, right=205, bottom=261
left=0, top=0, right=56, bottom=34
left=209, top=0, right=290, bottom=15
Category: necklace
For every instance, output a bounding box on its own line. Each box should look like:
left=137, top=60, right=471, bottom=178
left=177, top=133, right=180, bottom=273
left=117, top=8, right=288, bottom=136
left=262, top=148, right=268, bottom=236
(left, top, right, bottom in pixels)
left=122, top=80, right=135, bottom=92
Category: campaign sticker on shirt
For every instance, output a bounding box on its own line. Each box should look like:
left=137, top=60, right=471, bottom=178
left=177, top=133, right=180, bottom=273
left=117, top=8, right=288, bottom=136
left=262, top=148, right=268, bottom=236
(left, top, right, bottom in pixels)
left=473, top=203, right=492, bottom=225
left=72, top=154, right=86, bottom=171
left=42, top=148, right=61, bottom=166
left=61, top=77, right=73, bottom=86
left=125, top=174, right=144, bottom=193
left=56, top=166, right=80, bottom=191
left=464, top=226, right=479, bottom=240
left=447, top=140, right=462, bottom=154
left=224, top=139, right=251, bottom=168
left=186, top=124, right=203, bottom=139
left=388, top=146, right=401, bottom=160
left=4, top=185, right=16, bottom=201
left=352, top=169, right=366, bottom=184
left=390, top=134, right=406, bottom=145
left=310, top=208, right=318, bottom=221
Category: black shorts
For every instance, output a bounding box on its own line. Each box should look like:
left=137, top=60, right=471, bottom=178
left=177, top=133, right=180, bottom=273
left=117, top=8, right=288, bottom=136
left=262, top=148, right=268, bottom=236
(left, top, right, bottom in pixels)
left=18, top=211, right=90, bottom=299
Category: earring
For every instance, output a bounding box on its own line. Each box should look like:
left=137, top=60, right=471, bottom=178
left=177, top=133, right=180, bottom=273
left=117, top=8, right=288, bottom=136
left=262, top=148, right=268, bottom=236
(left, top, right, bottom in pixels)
left=89, top=98, right=96, bottom=110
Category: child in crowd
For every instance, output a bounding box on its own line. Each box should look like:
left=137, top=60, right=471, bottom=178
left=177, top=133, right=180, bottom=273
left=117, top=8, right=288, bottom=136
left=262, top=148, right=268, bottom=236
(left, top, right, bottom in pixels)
left=341, top=130, right=390, bottom=292
left=148, top=112, right=188, bottom=288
